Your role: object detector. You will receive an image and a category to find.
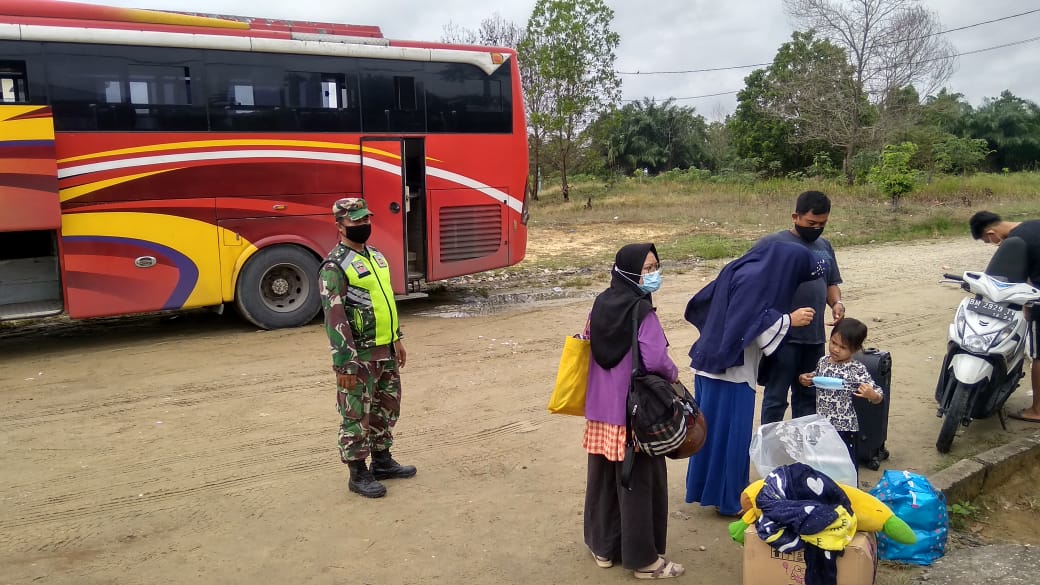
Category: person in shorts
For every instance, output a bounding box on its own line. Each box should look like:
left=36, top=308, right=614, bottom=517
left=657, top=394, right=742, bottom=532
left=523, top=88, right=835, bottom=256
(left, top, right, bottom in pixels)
left=970, top=211, right=1040, bottom=422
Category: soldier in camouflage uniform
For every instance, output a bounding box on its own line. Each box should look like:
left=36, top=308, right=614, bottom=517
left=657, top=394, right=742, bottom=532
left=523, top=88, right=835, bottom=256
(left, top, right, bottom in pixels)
left=319, top=197, right=416, bottom=498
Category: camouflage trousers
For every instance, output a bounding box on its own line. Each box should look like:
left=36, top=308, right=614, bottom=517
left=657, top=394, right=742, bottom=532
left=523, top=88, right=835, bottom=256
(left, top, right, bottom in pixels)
left=337, top=358, right=402, bottom=463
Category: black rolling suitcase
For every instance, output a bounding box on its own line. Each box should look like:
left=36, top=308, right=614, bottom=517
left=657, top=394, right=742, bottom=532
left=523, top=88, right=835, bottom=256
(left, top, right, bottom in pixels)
left=852, top=348, right=892, bottom=470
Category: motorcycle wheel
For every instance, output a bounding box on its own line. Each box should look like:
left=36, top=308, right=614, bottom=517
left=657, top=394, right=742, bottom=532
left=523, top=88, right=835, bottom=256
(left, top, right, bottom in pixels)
left=936, top=381, right=971, bottom=454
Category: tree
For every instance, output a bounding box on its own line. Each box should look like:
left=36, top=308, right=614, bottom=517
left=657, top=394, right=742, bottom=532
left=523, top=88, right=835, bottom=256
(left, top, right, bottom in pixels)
left=965, top=91, right=1040, bottom=172
left=934, top=135, right=990, bottom=175
left=921, top=88, right=972, bottom=136
left=729, top=69, right=800, bottom=175
left=744, top=31, right=871, bottom=181
left=704, top=119, right=736, bottom=172
left=868, top=142, right=918, bottom=207
left=575, top=107, right=621, bottom=178
left=783, top=0, right=955, bottom=168
left=440, top=13, right=524, bottom=48
left=586, top=99, right=709, bottom=176
left=887, top=88, right=972, bottom=177
left=518, top=27, right=550, bottom=201
left=520, top=0, right=621, bottom=201
left=784, top=0, right=955, bottom=101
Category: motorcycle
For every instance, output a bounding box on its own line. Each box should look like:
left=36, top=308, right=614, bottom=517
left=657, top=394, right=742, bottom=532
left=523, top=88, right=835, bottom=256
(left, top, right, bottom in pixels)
left=935, top=236, right=1040, bottom=453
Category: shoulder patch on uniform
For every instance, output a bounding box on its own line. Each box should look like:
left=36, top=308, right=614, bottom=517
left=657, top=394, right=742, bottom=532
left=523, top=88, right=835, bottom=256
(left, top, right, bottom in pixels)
left=351, top=260, right=371, bottom=278
left=372, top=251, right=388, bottom=268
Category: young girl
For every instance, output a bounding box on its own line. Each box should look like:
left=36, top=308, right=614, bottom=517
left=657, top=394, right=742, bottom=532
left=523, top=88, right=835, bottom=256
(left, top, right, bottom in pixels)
left=798, top=318, right=884, bottom=469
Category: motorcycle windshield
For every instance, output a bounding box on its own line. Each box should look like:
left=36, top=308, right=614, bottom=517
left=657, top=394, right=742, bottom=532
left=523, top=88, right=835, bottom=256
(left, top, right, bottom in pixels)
left=964, top=274, right=1040, bottom=305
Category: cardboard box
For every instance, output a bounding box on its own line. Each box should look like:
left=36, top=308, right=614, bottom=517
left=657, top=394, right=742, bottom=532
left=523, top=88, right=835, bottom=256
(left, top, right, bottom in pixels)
left=742, top=527, right=878, bottom=585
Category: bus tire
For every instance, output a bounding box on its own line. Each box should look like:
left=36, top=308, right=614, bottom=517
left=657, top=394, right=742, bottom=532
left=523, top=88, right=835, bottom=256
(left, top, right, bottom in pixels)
left=234, top=245, right=321, bottom=329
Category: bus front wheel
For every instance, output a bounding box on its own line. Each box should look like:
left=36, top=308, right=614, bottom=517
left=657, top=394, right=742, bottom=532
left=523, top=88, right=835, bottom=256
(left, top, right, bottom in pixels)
left=235, top=245, right=321, bottom=329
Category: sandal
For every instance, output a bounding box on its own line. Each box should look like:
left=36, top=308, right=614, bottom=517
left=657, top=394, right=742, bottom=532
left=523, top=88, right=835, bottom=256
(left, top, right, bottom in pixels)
left=634, top=557, right=685, bottom=579
left=590, top=550, right=613, bottom=568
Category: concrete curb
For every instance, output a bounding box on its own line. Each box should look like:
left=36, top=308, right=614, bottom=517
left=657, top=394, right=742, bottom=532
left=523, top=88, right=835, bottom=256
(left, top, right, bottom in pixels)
left=929, top=431, right=1040, bottom=504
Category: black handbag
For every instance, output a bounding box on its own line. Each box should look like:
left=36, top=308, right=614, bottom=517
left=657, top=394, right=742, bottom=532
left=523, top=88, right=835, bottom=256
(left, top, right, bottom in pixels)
left=621, top=312, right=707, bottom=488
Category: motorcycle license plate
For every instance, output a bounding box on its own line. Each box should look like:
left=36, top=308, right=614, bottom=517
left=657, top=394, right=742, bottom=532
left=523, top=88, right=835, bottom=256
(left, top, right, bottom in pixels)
left=967, top=298, right=1015, bottom=321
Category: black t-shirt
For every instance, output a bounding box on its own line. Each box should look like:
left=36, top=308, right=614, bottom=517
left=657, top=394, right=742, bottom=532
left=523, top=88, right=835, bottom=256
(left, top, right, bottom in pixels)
left=755, top=230, right=842, bottom=344
left=1008, top=220, right=1040, bottom=285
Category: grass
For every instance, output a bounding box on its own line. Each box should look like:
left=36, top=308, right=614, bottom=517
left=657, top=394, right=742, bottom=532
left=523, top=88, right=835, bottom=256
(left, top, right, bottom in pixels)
left=563, top=277, right=594, bottom=288
left=523, top=172, right=1040, bottom=270
left=656, top=234, right=752, bottom=261
left=948, top=501, right=981, bottom=531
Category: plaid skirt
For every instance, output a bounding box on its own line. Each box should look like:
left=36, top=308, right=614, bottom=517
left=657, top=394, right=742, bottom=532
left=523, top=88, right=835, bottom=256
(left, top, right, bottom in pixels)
left=582, top=420, right=627, bottom=462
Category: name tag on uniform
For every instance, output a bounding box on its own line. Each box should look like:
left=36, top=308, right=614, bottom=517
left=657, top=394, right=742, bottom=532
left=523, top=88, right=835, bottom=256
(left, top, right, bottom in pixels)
left=351, top=260, right=371, bottom=278
left=373, top=252, right=388, bottom=269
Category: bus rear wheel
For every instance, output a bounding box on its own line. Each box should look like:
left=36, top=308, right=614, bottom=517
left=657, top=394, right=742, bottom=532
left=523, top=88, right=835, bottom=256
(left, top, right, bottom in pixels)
left=235, top=245, right=321, bottom=329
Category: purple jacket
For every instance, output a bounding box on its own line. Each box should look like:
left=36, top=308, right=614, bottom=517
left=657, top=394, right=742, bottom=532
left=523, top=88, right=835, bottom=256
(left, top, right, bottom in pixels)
left=585, top=310, right=679, bottom=426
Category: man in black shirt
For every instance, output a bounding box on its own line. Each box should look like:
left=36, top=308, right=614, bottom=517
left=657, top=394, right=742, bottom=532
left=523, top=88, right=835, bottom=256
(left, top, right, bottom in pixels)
left=757, top=191, right=845, bottom=424
left=970, top=210, right=1040, bottom=422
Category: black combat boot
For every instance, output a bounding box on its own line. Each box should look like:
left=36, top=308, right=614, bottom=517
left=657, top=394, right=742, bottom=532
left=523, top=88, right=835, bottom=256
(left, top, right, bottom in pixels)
left=347, top=460, right=387, bottom=498
left=370, top=450, right=417, bottom=480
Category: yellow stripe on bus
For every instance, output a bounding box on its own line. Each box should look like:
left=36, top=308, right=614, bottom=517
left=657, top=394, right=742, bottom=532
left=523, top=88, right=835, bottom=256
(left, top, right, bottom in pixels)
left=0, top=106, right=55, bottom=141
left=112, top=8, right=250, bottom=30
left=61, top=211, right=239, bottom=309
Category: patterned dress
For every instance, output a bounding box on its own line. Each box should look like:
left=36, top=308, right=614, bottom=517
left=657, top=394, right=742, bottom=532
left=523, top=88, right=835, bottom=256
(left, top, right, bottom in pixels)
left=812, top=357, right=880, bottom=432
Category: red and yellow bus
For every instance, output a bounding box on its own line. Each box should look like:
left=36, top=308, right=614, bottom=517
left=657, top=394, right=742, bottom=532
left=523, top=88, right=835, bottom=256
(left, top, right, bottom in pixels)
left=0, top=0, right=529, bottom=329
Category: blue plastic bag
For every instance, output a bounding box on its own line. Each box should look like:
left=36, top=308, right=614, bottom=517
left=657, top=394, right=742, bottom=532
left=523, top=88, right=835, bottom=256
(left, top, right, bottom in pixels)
left=869, top=470, right=948, bottom=565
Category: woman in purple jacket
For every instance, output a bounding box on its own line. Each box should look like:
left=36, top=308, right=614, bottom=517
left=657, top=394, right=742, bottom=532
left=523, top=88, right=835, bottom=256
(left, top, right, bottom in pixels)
left=583, top=243, right=684, bottom=580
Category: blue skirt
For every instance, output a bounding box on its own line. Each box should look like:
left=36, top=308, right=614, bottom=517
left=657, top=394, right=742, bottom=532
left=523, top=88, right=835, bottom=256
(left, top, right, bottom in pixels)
left=685, top=375, right=756, bottom=516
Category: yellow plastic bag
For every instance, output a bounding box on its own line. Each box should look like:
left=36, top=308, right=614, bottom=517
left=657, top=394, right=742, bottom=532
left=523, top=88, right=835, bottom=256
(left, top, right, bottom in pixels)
left=547, top=334, right=591, bottom=416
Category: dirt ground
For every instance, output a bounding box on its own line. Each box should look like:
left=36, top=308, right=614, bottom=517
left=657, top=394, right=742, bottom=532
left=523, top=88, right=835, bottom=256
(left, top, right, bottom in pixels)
left=3, top=236, right=1039, bottom=585
left=965, top=456, right=1040, bottom=548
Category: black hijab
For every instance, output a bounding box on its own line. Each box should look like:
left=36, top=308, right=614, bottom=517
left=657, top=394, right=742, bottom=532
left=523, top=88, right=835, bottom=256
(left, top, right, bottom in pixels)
left=589, top=243, right=657, bottom=369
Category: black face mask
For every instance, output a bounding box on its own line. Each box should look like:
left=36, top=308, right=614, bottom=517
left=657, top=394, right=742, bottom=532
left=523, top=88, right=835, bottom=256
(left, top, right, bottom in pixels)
left=794, top=224, right=824, bottom=243
left=344, top=224, right=372, bottom=244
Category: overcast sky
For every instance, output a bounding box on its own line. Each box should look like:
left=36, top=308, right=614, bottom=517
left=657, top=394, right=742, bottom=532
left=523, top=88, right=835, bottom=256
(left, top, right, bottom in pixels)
left=74, top=0, right=1040, bottom=121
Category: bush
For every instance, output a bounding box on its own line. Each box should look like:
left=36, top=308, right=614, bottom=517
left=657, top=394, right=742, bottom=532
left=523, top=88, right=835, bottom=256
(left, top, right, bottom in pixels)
left=807, top=151, right=840, bottom=179
left=851, top=150, right=879, bottom=185
left=935, top=136, right=991, bottom=175
left=709, top=170, right=759, bottom=185
left=655, top=167, right=712, bottom=183
left=868, top=143, right=919, bottom=207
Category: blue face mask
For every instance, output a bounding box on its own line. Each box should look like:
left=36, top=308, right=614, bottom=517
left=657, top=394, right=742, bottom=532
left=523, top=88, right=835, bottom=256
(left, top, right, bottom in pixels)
left=639, top=270, right=662, bottom=293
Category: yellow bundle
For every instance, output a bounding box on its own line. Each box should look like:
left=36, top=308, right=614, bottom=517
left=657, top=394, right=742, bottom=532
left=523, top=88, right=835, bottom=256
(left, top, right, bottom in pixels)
left=728, top=479, right=917, bottom=547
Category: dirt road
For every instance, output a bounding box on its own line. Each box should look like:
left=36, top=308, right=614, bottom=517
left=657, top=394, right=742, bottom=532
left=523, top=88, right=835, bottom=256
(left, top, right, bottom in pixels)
left=2, top=237, right=1036, bottom=585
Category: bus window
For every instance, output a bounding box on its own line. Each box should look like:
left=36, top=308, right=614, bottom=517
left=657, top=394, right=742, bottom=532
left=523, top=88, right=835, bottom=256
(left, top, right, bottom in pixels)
left=359, top=60, right=425, bottom=133
left=39, top=44, right=205, bottom=131
left=0, top=41, right=48, bottom=105
left=0, top=61, right=28, bottom=103
left=47, top=53, right=128, bottom=130
left=285, top=71, right=361, bottom=132
left=207, top=64, right=282, bottom=131
left=425, top=62, right=512, bottom=133
left=125, top=64, right=204, bottom=131
left=394, top=76, right=416, bottom=111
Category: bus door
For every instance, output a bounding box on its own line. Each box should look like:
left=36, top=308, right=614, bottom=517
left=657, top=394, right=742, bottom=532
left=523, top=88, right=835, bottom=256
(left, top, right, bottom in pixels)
left=0, top=101, right=63, bottom=320
left=360, top=137, right=427, bottom=295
